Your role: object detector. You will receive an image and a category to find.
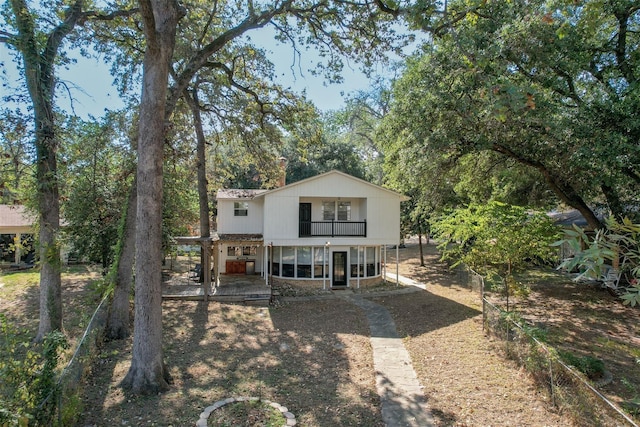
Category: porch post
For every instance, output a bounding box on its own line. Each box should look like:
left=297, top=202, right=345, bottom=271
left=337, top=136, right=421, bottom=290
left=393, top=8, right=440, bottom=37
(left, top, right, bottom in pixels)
left=213, top=241, right=219, bottom=289
left=383, top=245, right=387, bottom=284
left=14, top=233, right=21, bottom=265
left=357, top=245, right=361, bottom=289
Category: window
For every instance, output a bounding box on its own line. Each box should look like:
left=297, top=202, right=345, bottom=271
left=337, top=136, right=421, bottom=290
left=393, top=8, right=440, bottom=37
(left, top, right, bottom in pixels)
left=234, top=201, right=248, bottom=216
left=338, top=201, right=351, bottom=221
left=322, top=201, right=335, bottom=221
left=227, top=246, right=257, bottom=257
left=314, top=247, right=328, bottom=278
left=282, top=247, right=295, bottom=277
left=297, top=247, right=312, bottom=278
left=366, top=247, right=376, bottom=277
left=270, top=246, right=281, bottom=276
left=350, top=247, right=364, bottom=277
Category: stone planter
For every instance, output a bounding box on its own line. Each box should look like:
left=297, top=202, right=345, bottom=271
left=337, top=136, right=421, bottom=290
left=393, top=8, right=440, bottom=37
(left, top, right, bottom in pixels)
left=196, top=396, right=296, bottom=426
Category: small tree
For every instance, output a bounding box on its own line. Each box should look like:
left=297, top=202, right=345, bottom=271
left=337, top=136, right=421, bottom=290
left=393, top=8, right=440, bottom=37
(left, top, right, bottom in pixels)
left=433, top=201, right=560, bottom=310
left=555, top=217, right=640, bottom=307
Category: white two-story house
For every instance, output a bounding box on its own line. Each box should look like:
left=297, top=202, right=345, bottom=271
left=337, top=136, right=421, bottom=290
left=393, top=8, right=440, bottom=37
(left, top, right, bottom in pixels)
left=214, top=170, right=408, bottom=290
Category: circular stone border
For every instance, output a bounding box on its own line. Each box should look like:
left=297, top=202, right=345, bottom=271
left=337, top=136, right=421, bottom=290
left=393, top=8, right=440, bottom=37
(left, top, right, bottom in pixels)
left=196, top=396, right=296, bottom=427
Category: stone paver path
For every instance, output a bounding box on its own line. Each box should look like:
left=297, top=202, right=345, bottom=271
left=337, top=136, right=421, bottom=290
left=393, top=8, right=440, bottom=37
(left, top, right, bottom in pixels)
left=345, top=294, right=434, bottom=427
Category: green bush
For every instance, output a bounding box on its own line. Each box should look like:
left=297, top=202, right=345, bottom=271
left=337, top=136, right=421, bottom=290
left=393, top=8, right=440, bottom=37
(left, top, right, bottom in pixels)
left=559, top=351, right=605, bottom=379
left=0, top=315, right=68, bottom=426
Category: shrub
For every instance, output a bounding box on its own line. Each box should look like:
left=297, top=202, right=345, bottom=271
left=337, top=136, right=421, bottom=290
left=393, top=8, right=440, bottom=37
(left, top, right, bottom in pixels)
left=0, top=315, right=68, bottom=426
left=559, top=351, right=605, bottom=380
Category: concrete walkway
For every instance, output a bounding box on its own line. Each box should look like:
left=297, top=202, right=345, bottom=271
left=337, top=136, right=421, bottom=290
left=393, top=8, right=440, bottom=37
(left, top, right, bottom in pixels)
left=344, top=293, right=434, bottom=427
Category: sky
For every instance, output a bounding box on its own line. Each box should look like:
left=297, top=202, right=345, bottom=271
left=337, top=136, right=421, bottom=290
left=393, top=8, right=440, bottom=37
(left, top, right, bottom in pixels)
left=1, top=25, right=399, bottom=119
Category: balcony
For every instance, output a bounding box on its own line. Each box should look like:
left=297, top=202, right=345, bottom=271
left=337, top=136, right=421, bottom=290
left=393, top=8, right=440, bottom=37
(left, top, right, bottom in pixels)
left=299, top=220, right=366, bottom=237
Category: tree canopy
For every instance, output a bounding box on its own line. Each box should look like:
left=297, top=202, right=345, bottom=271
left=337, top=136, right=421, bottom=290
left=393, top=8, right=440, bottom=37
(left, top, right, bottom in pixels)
left=380, top=0, right=640, bottom=228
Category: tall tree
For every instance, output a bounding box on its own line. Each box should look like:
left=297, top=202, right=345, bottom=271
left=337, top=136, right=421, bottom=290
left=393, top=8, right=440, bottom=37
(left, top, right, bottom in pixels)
left=60, top=115, right=133, bottom=270
left=6, top=0, right=85, bottom=341
left=120, top=0, right=182, bottom=394
left=2, top=0, right=138, bottom=341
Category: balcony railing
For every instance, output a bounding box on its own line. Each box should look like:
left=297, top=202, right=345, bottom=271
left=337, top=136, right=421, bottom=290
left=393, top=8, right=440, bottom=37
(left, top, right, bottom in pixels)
left=299, top=220, right=366, bottom=237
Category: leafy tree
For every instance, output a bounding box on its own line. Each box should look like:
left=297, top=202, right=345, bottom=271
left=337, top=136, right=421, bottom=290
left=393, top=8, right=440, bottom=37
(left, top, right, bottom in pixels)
left=283, top=130, right=367, bottom=184
left=382, top=0, right=640, bottom=230
left=2, top=0, right=137, bottom=341
left=60, top=114, right=134, bottom=270
left=433, top=202, right=561, bottom=310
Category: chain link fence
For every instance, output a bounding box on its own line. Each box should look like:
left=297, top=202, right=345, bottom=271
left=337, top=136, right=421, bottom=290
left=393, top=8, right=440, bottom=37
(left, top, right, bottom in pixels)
left=483, top=297, right=638, bottom=427
left=39, top=294, right=110, bottom=425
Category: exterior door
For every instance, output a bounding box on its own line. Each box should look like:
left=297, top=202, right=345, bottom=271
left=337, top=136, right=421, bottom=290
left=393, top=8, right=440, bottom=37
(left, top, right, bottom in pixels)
left=332, top=251, right=347, bottom=286
left=299, top=203, right=312, bottom=236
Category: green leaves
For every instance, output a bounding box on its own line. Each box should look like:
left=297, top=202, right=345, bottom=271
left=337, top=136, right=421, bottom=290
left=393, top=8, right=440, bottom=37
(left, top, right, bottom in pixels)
left=556, top=217, right=640, bottom=305
left=433, top=201, right=561, bottom=276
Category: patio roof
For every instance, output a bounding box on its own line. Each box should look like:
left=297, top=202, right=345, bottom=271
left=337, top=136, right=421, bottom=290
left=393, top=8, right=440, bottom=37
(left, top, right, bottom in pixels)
left=0, top=205, right=34, bottom=228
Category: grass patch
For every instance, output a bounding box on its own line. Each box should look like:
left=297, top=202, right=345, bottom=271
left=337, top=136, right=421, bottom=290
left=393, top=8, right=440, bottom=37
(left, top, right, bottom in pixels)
left=0, top=270, right=39, bottom=294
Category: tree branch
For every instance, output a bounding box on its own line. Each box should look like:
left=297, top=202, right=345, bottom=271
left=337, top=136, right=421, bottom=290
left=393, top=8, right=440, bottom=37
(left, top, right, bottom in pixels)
left=491, top=142, right=603, bottom=229
left=166, top=1, right=295, bottom=117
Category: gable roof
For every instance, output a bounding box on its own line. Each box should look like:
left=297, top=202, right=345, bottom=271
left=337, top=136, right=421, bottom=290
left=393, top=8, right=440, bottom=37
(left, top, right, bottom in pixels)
left=0, top=205, right=34, bottom=228
left=256, top=170, right=410, bottom=201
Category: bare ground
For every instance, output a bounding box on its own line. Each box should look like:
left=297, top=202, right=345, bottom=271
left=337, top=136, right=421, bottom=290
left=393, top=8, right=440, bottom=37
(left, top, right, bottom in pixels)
left=1, top=239, right=638, bottom=426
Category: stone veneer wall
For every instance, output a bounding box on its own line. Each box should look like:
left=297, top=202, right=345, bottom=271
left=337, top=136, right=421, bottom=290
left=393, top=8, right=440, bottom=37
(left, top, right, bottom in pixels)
left=270, top=276, right=384, bottom=290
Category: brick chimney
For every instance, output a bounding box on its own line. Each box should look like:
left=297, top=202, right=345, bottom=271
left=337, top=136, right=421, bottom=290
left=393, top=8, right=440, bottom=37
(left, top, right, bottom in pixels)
left=277, top=156, right=287, bottom=187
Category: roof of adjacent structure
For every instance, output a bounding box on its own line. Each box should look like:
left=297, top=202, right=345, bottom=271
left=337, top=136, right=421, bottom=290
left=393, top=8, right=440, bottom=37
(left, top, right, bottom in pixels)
left=215, top=189, right=269, bottom=200
left=0, top=205, right=34, bottom=228
left=215, top=233, right=264, bottom=243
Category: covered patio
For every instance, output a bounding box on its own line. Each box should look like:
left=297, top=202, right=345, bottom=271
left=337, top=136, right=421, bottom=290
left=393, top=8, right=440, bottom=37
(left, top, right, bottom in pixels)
left=162, top=235, right=271, bottom=304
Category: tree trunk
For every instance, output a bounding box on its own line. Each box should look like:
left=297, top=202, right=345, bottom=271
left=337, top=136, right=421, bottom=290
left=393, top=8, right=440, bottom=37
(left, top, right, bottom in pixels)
left=121, top=0, right=181, bottom=395
left=189, top=89, right=211, bottom=239
left=106, top=177, right=137, bottom=340
left=601, top=183, right=625, bottom=221
left=185, top=88, right=210, bottom=282
left=418, top=229, right=425, bottom=267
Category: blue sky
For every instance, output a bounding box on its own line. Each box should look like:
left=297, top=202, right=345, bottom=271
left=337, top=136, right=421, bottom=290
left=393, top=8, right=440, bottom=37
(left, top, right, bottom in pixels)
left=2, top=32, right=387, bottom=119
left=2, top=22, right=416, bottom=119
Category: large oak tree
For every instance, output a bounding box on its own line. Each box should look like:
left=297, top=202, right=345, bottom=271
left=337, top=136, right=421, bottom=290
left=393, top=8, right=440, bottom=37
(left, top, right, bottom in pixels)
left=381, top=0, right=640, bottom=229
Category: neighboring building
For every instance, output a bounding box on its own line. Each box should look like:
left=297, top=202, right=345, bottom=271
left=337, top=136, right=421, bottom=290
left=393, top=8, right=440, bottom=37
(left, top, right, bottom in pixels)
left=214, top=170, right=408, bottom=290
left=0, top=204, right=35, bottom=266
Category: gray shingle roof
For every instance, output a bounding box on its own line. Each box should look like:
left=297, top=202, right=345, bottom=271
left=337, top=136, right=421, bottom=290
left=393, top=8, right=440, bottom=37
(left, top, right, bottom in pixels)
left=0, top=205, right=34, bottom=228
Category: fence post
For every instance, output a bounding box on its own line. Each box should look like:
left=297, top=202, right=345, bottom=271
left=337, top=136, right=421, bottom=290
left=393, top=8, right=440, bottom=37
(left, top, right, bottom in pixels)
left=482, top=297, right=486, bottom=332
left=548, top=350, right=556, bottom=408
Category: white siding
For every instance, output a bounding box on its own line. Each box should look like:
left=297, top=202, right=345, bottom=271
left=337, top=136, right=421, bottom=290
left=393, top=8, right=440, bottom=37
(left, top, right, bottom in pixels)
left=262, top=172, right=402, bottom=246
left=216, top=198, right=264, bottom=234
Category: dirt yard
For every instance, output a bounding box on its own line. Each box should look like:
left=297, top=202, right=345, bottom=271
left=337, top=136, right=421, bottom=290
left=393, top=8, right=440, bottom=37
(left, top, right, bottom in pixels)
left=1, top=239, right=638, bottom=426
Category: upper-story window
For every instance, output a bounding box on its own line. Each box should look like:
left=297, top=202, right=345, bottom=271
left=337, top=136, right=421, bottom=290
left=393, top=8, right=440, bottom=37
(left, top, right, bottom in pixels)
left=322, top=201, right=351, bottom=221
left=338, top=201, right=351, bottom=221
left=322, top=201, right=335, bottom=220
left=234, top=201, right=248, bottom=216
